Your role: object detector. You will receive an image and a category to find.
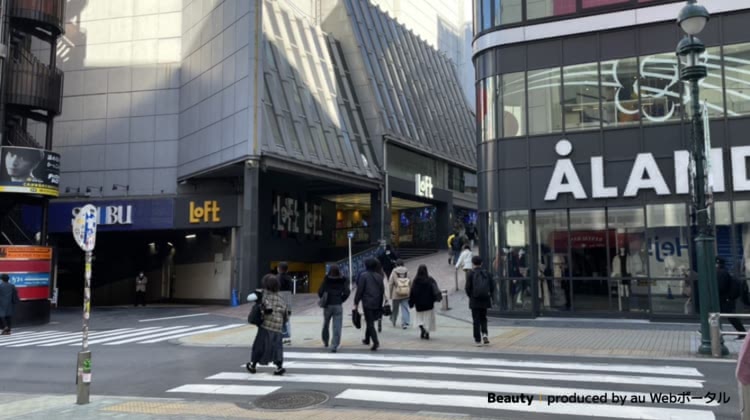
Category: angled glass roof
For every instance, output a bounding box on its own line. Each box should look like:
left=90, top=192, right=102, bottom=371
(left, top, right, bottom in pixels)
left=262, top=0, right=379, bottom=179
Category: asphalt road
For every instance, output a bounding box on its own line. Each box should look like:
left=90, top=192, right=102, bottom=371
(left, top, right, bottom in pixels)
left=1, top=306, right=740, bottom=420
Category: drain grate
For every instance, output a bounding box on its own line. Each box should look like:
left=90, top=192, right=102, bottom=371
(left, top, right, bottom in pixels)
left=252, top=391, right=329, bottom=410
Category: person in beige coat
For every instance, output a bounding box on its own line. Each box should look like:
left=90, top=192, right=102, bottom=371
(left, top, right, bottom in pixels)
left=387, top=260, right=411, bottom=329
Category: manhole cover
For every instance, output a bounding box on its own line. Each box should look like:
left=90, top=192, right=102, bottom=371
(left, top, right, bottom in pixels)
left=252, top=391, right=328, bottom=410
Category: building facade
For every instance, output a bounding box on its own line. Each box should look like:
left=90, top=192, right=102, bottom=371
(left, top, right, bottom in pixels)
left=473, top=0, right=750, bottom=319
left=1, top=0, right=476, bottom=318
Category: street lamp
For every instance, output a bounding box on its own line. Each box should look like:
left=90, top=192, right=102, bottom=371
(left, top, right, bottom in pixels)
left=675, top=0, right=728, bottom=356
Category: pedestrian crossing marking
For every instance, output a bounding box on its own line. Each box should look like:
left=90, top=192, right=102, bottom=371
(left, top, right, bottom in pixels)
left=0, top=324, right=243, bottom=347
left=283, top=351, right=702, bottom=377
left=166, top=352, right=718, bottom=420
left=335, top=389, right=716, bottom=420
left=207, top=372, right=717, bottom=407
left=167, top=384, right=280, bottom=396
left=282, top=361, right=704, bottom=388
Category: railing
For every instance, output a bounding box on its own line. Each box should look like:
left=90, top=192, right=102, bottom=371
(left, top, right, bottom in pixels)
left=9, top=0, right=66, bottom=36
left=335, top=245, right=380, bottom=280
left=6, top=45, right=63, bottom=114
left=709, top=312, right=750, bottom=357
left=7, top=124, right=42, bottom=149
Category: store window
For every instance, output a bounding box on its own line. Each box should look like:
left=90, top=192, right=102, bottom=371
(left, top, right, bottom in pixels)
left=527, top=0, right=576, bottom=20
left=527, top=67, right=563, bottom=135
left=724, top=43, right=750, bottom=117
left=536, top=210, right=570, bottom=311
left=563, top=62, right=602, bottom=131
left=501, top=72, right=526, bottom=137
left=734, top=201, right=750, bottom=279
left=600, top=58, right=640, bottom=127
left=648, top=203, right=690, bottom=315
left=639, top=52, right=683, bottom=124
left=608, top=207, right=647, bottom=313
left=713, top=202, right=734, bottom=274
left=495, top=211, right=530, bottom=311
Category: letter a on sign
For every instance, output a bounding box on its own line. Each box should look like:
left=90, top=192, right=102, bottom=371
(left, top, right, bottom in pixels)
left=73, top=204, right=98, bottom=252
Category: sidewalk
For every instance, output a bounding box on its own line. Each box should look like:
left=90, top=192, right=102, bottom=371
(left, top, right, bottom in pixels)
left=0, top=393, right=482, bottom=420
left=189, top=250, right=743, bottom=360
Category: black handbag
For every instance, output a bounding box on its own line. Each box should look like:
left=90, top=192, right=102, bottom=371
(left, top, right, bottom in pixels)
left=318, top=292, right=328, bottom=308
left=351, top=308, right=362, bottom=329
left=248, top=302, right=264, bottom=326
left=382, top=303, right=392, bottom=316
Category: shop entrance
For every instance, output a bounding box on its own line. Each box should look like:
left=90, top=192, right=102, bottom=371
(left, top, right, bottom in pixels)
left=52, top=229, right=232, bottom=306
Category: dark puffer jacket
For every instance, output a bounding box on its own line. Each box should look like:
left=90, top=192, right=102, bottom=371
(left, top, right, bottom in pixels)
left=318, top=275, right=351, bottom=306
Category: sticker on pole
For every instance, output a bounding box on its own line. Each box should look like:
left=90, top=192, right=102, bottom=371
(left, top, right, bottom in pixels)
left=73, top=204, right=97, bottom=252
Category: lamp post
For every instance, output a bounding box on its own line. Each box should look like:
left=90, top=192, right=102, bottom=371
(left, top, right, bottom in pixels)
left=675, top=0, right=728, bottom=356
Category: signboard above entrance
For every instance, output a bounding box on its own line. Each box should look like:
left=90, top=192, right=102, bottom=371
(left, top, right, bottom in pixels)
left=174, top=196, right=238, bottom=229
left=415, top=174, right=434, bottom=199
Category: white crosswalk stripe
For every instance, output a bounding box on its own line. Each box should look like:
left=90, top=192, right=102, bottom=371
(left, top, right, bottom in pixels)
left=166, top=352, right=719, bottom=419
left=0, top=324, right=242, bottom=347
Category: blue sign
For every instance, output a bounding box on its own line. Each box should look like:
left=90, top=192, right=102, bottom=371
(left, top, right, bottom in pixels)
left=46, top=199, right=174, bottom=233
left=9, top=272, right=50, bottom=287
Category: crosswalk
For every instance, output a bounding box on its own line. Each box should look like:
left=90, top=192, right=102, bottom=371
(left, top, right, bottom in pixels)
left=166, top=351, right=721, bottom=419
left=0, top=324, right=242, bottom=347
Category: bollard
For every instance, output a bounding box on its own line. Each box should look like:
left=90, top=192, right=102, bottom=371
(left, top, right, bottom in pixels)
left=76, top=350, right=91, bottom=404
left=441, top=289, right=449, bottom=311
left=709, top=312, right=722, bottom=358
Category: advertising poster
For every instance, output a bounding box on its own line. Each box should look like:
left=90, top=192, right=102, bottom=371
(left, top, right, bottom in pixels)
left=0, top=146, right=60, bottom=197
left=0, top=246, right=52, bottom=300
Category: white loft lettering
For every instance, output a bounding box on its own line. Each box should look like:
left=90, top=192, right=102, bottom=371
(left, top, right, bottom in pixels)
left=415, top=174, right=434, bottom=199
left=71, top=205, right=133, bottom=226
left=544, top=140, right=750, bottom=201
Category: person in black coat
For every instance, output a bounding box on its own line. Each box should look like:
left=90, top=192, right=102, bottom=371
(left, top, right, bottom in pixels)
left=408, top=265, right=440, bottom=340
left=354, top=258, right=385, bottom=351
left=465, top=255, right=496, bottom=346
left=378, top=244, right=399, bottom=279
left=318, top=264, right=351, bottom=352
left=717, top=257, right=746, bottom=338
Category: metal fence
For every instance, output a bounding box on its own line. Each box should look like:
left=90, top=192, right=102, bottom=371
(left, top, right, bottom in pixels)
left=709, top=312, right=750, bottom=357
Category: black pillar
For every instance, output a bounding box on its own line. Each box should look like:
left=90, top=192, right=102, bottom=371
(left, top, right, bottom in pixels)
left=436, top=200, right=453, bottom=250
left=370, top=190, right=382, bottom=245
left=238, top=164, right=260, bottom=298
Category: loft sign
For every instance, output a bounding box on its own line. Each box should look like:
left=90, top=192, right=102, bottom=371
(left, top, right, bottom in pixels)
left=544, top=140, right=750, bottom=201
left=72, top=204, right=133, bottom=226
left=415, top=174, right=433, bottom=199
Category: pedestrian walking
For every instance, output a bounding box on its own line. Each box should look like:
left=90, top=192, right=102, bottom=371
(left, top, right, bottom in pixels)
left=277, top=262, right=294, bottom=345
left=387, top=259, right=411, bottom=329
left=408, top=265, right=441, bottom=340
left=378, top=244, right=398, bottom=279
left=465, top=255, right=495, bottom=346
left=354, top=257, right=385, bottom=351
left=450, top=232, right=462, bottom=267
left=717, top=257, right=747, bottom=339
left=135, top=272, right=147, bottom=307
left=455, top=244, right=473, bottom=288
left=247, top=274, right=289, bottom=375
left=318, top=264, right=350, bottom=353
left=0, top=274, right=19, bottom=335
left=446, top=233, right=456, bottom=264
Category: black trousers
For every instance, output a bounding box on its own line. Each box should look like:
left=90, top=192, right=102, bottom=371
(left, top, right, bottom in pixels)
left=135, top=291, right=146, bottom=306
left=727, top=317, right=747, bottom=333
left=363, top=308, right=380, bottom=346
left=471, top=308, right=488, bottom=342
left=1, top=316, right=11, bottom=331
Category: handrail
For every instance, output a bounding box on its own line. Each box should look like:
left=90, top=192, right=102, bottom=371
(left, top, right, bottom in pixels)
left=709, top=312, right=750, bottom=357
left=335, top=244, right=380, bottom=280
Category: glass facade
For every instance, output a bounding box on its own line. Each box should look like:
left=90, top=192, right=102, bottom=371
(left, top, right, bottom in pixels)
left=477, top=42, right=750, bottom=141
left=475, top=0, right=681, bottom=34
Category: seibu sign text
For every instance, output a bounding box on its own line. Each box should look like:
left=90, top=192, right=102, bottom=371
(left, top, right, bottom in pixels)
left=72, top=204, right=132, bottom=226
left=545, top=139, right=750, bottom=201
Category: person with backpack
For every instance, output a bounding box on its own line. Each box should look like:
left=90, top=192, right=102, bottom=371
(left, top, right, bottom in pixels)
left=247, top=274, right=289, bottom=375
left=717, top=257, right=746, bottom=339
left=450, top=232, right=462, bottom=267
left=447, top=233, right=456, bottom=264
left=465, top=255, right=495, bottom=346
left=388, top=259, right=411, bottom=329
left=408, top=265, right=441, bottom=340
left=0, top=274, right=19, bottom=335
left=318, top=264, right=350, bottom=353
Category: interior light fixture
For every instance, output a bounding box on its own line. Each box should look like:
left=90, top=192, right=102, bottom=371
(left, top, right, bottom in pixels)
left=185, top=234, right=197, bottom=239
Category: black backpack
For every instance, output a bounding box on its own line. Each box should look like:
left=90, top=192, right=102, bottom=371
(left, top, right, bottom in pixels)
left=472, top=270, right=492, bottom=299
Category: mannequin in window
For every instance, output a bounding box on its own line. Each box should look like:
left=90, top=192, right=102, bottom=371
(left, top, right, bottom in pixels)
left=611, top=247, right=631, bottom=311
left=538, top=260, right=551, bottom=308
left=553, top=254, right=571, bottom=310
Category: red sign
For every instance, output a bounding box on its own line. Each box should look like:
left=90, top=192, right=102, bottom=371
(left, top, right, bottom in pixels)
left=0, top=245, right=51, bottom=301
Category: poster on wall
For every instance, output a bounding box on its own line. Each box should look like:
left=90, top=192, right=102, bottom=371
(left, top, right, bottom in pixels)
left=0, top=146, right=60, bottom=197
left=272, top=192, right=325, bottom=240
left=0, top=246, right=52, bottom=300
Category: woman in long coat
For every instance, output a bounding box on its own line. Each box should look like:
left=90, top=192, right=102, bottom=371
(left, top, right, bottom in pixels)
left=247, top=274, right=289, bottom=375
left=408, top=265, right=441, bottom=340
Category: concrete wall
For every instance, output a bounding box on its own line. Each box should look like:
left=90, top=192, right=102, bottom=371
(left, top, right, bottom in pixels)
left=33, top=0, right=183, bottom=197
left=174, top=261, right=231, bottom=300
left=178, top=0, right=261, bottom=178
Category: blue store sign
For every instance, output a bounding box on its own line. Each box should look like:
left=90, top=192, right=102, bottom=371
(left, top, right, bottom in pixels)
left=47, top=199, right=174, bottom=233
